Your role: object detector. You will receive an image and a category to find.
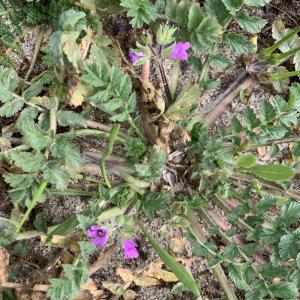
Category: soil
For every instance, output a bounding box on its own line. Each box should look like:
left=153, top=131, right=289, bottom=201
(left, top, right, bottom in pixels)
left=1, top=1, right=300, bottom=299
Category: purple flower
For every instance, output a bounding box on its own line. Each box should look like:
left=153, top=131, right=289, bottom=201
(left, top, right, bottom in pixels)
left=86, top=225, right=109, bottom=248
left=123, top=239, right=139, bottom=259
left=129, top=50, right=144, bottom=64
left=169, top=42, right=191, bottom=60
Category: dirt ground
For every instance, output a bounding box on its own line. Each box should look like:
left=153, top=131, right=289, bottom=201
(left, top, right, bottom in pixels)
left=1, top=0, right=300, bottom=299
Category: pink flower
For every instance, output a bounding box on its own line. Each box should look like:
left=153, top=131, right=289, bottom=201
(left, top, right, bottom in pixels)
left=86, top=225, right=109, bottom=248
left=169, top=42, right=191, bottom=60
left=123, top=239, right=139, bottom=259
left=129, top=50, right=144, bottom=64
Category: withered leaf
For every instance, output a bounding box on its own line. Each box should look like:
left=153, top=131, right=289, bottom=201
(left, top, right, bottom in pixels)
left=102, top=281, right=124, bottom=296
left=143, top=261, right=178, bottom=283
left=116, top=267, right=135, bottom=283
left=69, top=77, right=88, bottom=107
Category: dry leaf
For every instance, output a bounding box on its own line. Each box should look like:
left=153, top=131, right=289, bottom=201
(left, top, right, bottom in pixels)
left=102, top=281, right=124, bottom=296
left=0, top=247, right=9, bottom=283
left=116, top=268, right=135, bottom=282
left=169, top=238, right=185, bottom=255
left=257, top=146, right=267, bottom=156
left=143, top=262, right=178, bottom=283
left=133, top=275, right=159, bottom=287
left=74, top=290, right=93, bottom=300
left=31, top=291, right=47, bottom=300
left=0, top=137, right=11, bottom=150
left=123, top=289, right=138, bottom=300
left=40, top=235, right=79, bottom=252
left=69, top=77, right=88, bottom=107
left=176, top=256, right=197, bottom=266
left=80, top=28, right=93, bottom=60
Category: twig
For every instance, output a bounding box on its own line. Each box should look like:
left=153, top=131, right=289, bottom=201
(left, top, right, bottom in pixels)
left=21, top=27, right=46, bottom=91
left=187, top=210, right=238, bottom=300
left=203, top=73, right=254, bottom=126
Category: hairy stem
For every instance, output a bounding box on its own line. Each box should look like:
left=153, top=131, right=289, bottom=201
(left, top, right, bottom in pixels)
left=16, top=180, right=48, bottom=233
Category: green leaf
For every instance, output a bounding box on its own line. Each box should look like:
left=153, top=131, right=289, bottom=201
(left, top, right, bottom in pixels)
left=135, top=145, right=166, bottom=180
left=260, top=264, right=288, bottom=279
left=57, top=111, right=87, bottom=127
left=124, top=138, right=147, bottom=163
left=191, top=16, right=220, bottom=52
left=58, top=9, right=86, bottom=31
left=34, top=212, right=47, bottom=233
left=269, top=282, right=298, bottom=299
left=223, top=32, right=254, bottom=54
left=291, top=142, right=300, bottom=157
left=237, top=154, right=256, bottom=168
left=245, top=280, right=268, bottom=300
left=48, top=258, right=89, bottom=300
left=236, top=12, right=267, bottom=34
left=228, top=263, right=252, bottom=290
left=249, top=164, right=294, bottom=181
left=244, top=0, right=271, bottom=6
left=120, top=0, right=157, bottom=28
left=205, top=0, right=230, bottom=26
left=278, top=229, right=300, bottom=259
left=210, top=54, right=231, bottom=69
left=260, top=100, right=276, bottom=123
left=10, top=151, right=46, bottom=173
left=231, top=116, right=243, bottom=134
left=278, top=202, right=300, bottom=227
left=43, top=161, right=69, bottom=190
left=3, top=173, right=35, bottom=189
left=21, top=119, right=49, bottom=151
left=288, top=83, right=300, bottom=111
left=166, top=85, right=200, bottom=119
left=244, top=107, right=260, bottom=129
left=0, top=96, right=24, bottom=117
left=187, top=3, right=204, bottom=32
left=221, top=0, right=242, bottom=15
left=137, top=218, right=201, bottom=297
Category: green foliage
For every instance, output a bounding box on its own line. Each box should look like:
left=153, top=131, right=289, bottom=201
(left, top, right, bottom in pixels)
left=47, top=241, right=96, bottom=300
left=223, top=32, right=254, bottom=54
left=120, top=0, right=157, bottom=28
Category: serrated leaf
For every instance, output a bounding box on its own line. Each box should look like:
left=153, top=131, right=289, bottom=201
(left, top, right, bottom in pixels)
left=43, top=161, right=69, bottom=190
left=120, top=0, right=157, bottom=28
left=223, top=32, right=254, bottom=54
left=57, top=111, right=87, bottom=127
left=269, top=282, right=298, bottom=299
left=231, top=116, right=243, bottom=134
left=69, top=81, right=88, bottom=107
left=58, top=9, right=86, bottom=31
left=249, top=164, right=294, bottom=181
left=288, top=83, right=300, bottom=111
left=137, top=218, right=201, bottom=297
left=221, top=0, right=242, bottom=15
left=279, top=229, right=300, bottom=259
left=0, top=96, right=24, bottom=117
left=228, top=263, right=252, bottom=290
left=192, top=16, right=220, bottom=51
left=3, top=173, right=35, bottom=189
left=210, top=54, right=231, bottom=69
left=205, top=0, right=230, bottom=26
left=135, top=145, right=166, bottom=180
left=237, top=154, right=256, bottom=168
left=244, top=107, right=260, bottom=129
left=34, top=212, right=47, bottom=233
left=278, top=202, right=300, bottom=227
left=260, top=99, right=276, bottom=123
left=187, top=3, right=204, bottom=32
left=10, top=151, right=46, bottom=173
left=260, top=264, right=288, bottom=279
left=236, top=12, right=267, bottom=34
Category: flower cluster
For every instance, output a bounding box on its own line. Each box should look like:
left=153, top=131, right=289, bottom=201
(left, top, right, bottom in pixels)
left=86, top=225, right=139, bottom=259
left=129, top=41, right=191, bottom=64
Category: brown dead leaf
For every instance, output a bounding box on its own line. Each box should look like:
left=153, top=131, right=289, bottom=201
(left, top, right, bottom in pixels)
left=0, top=247, right=9, bottom=283
left=0, top=137, right=11, bottom=150
left=80, top=28, right=93, bottom=60
left=257, top=146, right=267, bottom=156
left=123, top=289, right=138, bottom=300
left=74, top=290, right=93, bottom=300
left=40, top=235, right=79, bottom=252
left=102, top=281, right=124, bottom=296
left=116, top=268, right=135, bottom=282
left=133, top=275, right=159, bottom=287
left=31, top=291, right=47, bottom=300
left=176, top=256, right=197, bottom=266
left=69, top=77, right=89, bottom=107
left=143, top=262, right=178, bottom=283
left=169, top=238, right=185, bottom=255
